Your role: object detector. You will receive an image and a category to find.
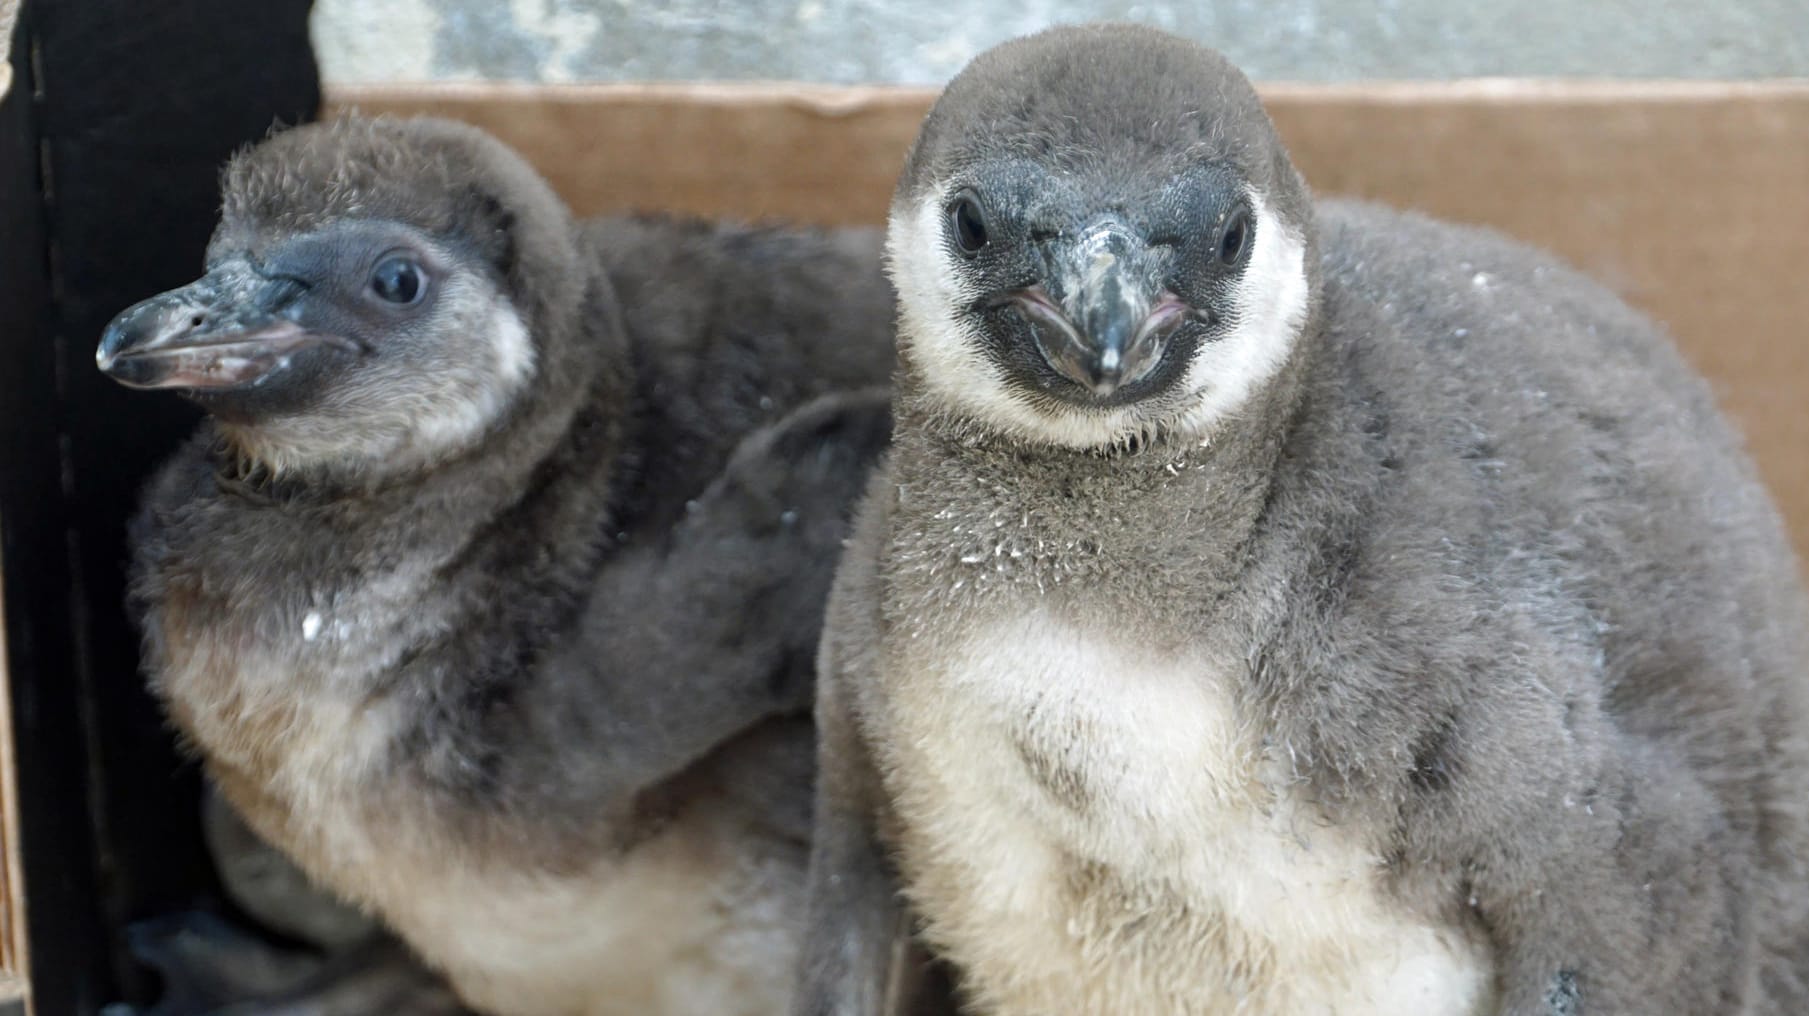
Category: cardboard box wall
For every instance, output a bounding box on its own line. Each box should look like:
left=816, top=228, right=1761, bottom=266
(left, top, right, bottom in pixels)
left=329, top=81, right=1809, bottom=563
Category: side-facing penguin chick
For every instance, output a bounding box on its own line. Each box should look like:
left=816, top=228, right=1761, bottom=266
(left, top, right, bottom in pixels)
left=98, top=114, right=899, bottom=1016
left=798, top=23, right=1809, bottom=1016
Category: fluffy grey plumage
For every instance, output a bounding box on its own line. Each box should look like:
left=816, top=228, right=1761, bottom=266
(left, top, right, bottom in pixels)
left=799, top=23, right=1809, bottom=1016
left=101, top=115, right=897, bottom=1015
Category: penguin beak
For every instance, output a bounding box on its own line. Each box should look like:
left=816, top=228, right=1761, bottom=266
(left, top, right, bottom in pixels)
left=96, top=265, right=358, bottom=391
left=1006, top=221, right=1189, bottom=398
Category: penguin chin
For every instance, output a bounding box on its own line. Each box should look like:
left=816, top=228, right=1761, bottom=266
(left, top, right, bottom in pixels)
left=1015, top=332, right=1198, bottom=414
left=183, top=349, right=346, bottom=424
left=215, top=406, right=489, bottom=482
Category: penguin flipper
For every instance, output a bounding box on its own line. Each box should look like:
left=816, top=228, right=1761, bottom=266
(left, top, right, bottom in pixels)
left=792, top=469, right=961, bottom=1016
left=535, top=387, right=896, bottom=807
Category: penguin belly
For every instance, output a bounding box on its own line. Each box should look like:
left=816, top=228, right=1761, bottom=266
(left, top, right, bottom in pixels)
left=385, top=805, right=803, bottom=1016
left=878, top=608, right=1495, bottom=1016
left=209, top=695, right=802, bottom=1016
left=169, top=615, right=801, bottom=1016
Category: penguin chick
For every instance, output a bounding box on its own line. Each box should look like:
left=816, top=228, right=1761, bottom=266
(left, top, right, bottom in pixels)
left=798, top=23, right=1809, bottom=1016
left=101, top=114, right=898, bottom=1016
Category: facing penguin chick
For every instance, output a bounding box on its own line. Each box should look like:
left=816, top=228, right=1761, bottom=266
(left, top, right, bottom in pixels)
left=798, top=23, right=1809, bottom=1016
left=102, top=114, right=899, bottom=1016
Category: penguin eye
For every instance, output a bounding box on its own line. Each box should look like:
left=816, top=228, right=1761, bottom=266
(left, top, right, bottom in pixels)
left=948, top=190, right=989, bottom=256
left=369, top=255, right=427, bottom=305
left=1216, top=206, right=1252, bottom=266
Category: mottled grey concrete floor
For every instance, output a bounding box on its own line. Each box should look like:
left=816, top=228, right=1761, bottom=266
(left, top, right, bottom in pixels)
left=313, top=0, right=1809, bottom=84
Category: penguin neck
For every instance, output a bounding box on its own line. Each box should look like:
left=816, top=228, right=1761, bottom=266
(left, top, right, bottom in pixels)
left=892, top=320, right=1320, bottom=621
left=900, top=383, right=1297, bottom=600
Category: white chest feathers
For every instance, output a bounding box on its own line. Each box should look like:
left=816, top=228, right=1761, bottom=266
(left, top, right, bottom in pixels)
left=878, top=611, right=1494, bottom=1016
left=388, top=805, right=803, bottom=1016
left=156, top=574, right=801, bottom=1016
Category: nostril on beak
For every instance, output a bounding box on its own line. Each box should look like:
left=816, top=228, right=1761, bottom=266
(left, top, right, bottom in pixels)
left=97, top=292, right=203, bottom=372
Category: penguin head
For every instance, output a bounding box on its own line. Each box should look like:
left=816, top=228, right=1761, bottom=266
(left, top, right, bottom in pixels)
left=96, top=115, right=586, bottom=479
left=888, top=23, right=1316, bottom=450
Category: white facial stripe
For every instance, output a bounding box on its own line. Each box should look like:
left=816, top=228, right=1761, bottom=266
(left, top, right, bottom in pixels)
left=888, top=199, right=1025, bottom=432
left=1174, top=191, right=1309, bottom=437
left=389, top=287, right=537, bottom=461
left=888, top=188, right=1309, bottom=450
left=491, top=297, right=537, bottom=393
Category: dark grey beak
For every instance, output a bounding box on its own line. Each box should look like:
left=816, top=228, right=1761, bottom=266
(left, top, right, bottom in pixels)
left=1007, top=221, right=1191, bottom=397
left=96, top=266, right=354, bottom=391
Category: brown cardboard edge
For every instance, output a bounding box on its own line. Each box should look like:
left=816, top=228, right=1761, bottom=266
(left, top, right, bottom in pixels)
left=318, top=79, right=1809, bottom=567
left=317, top=79, right=1809, bottom=225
